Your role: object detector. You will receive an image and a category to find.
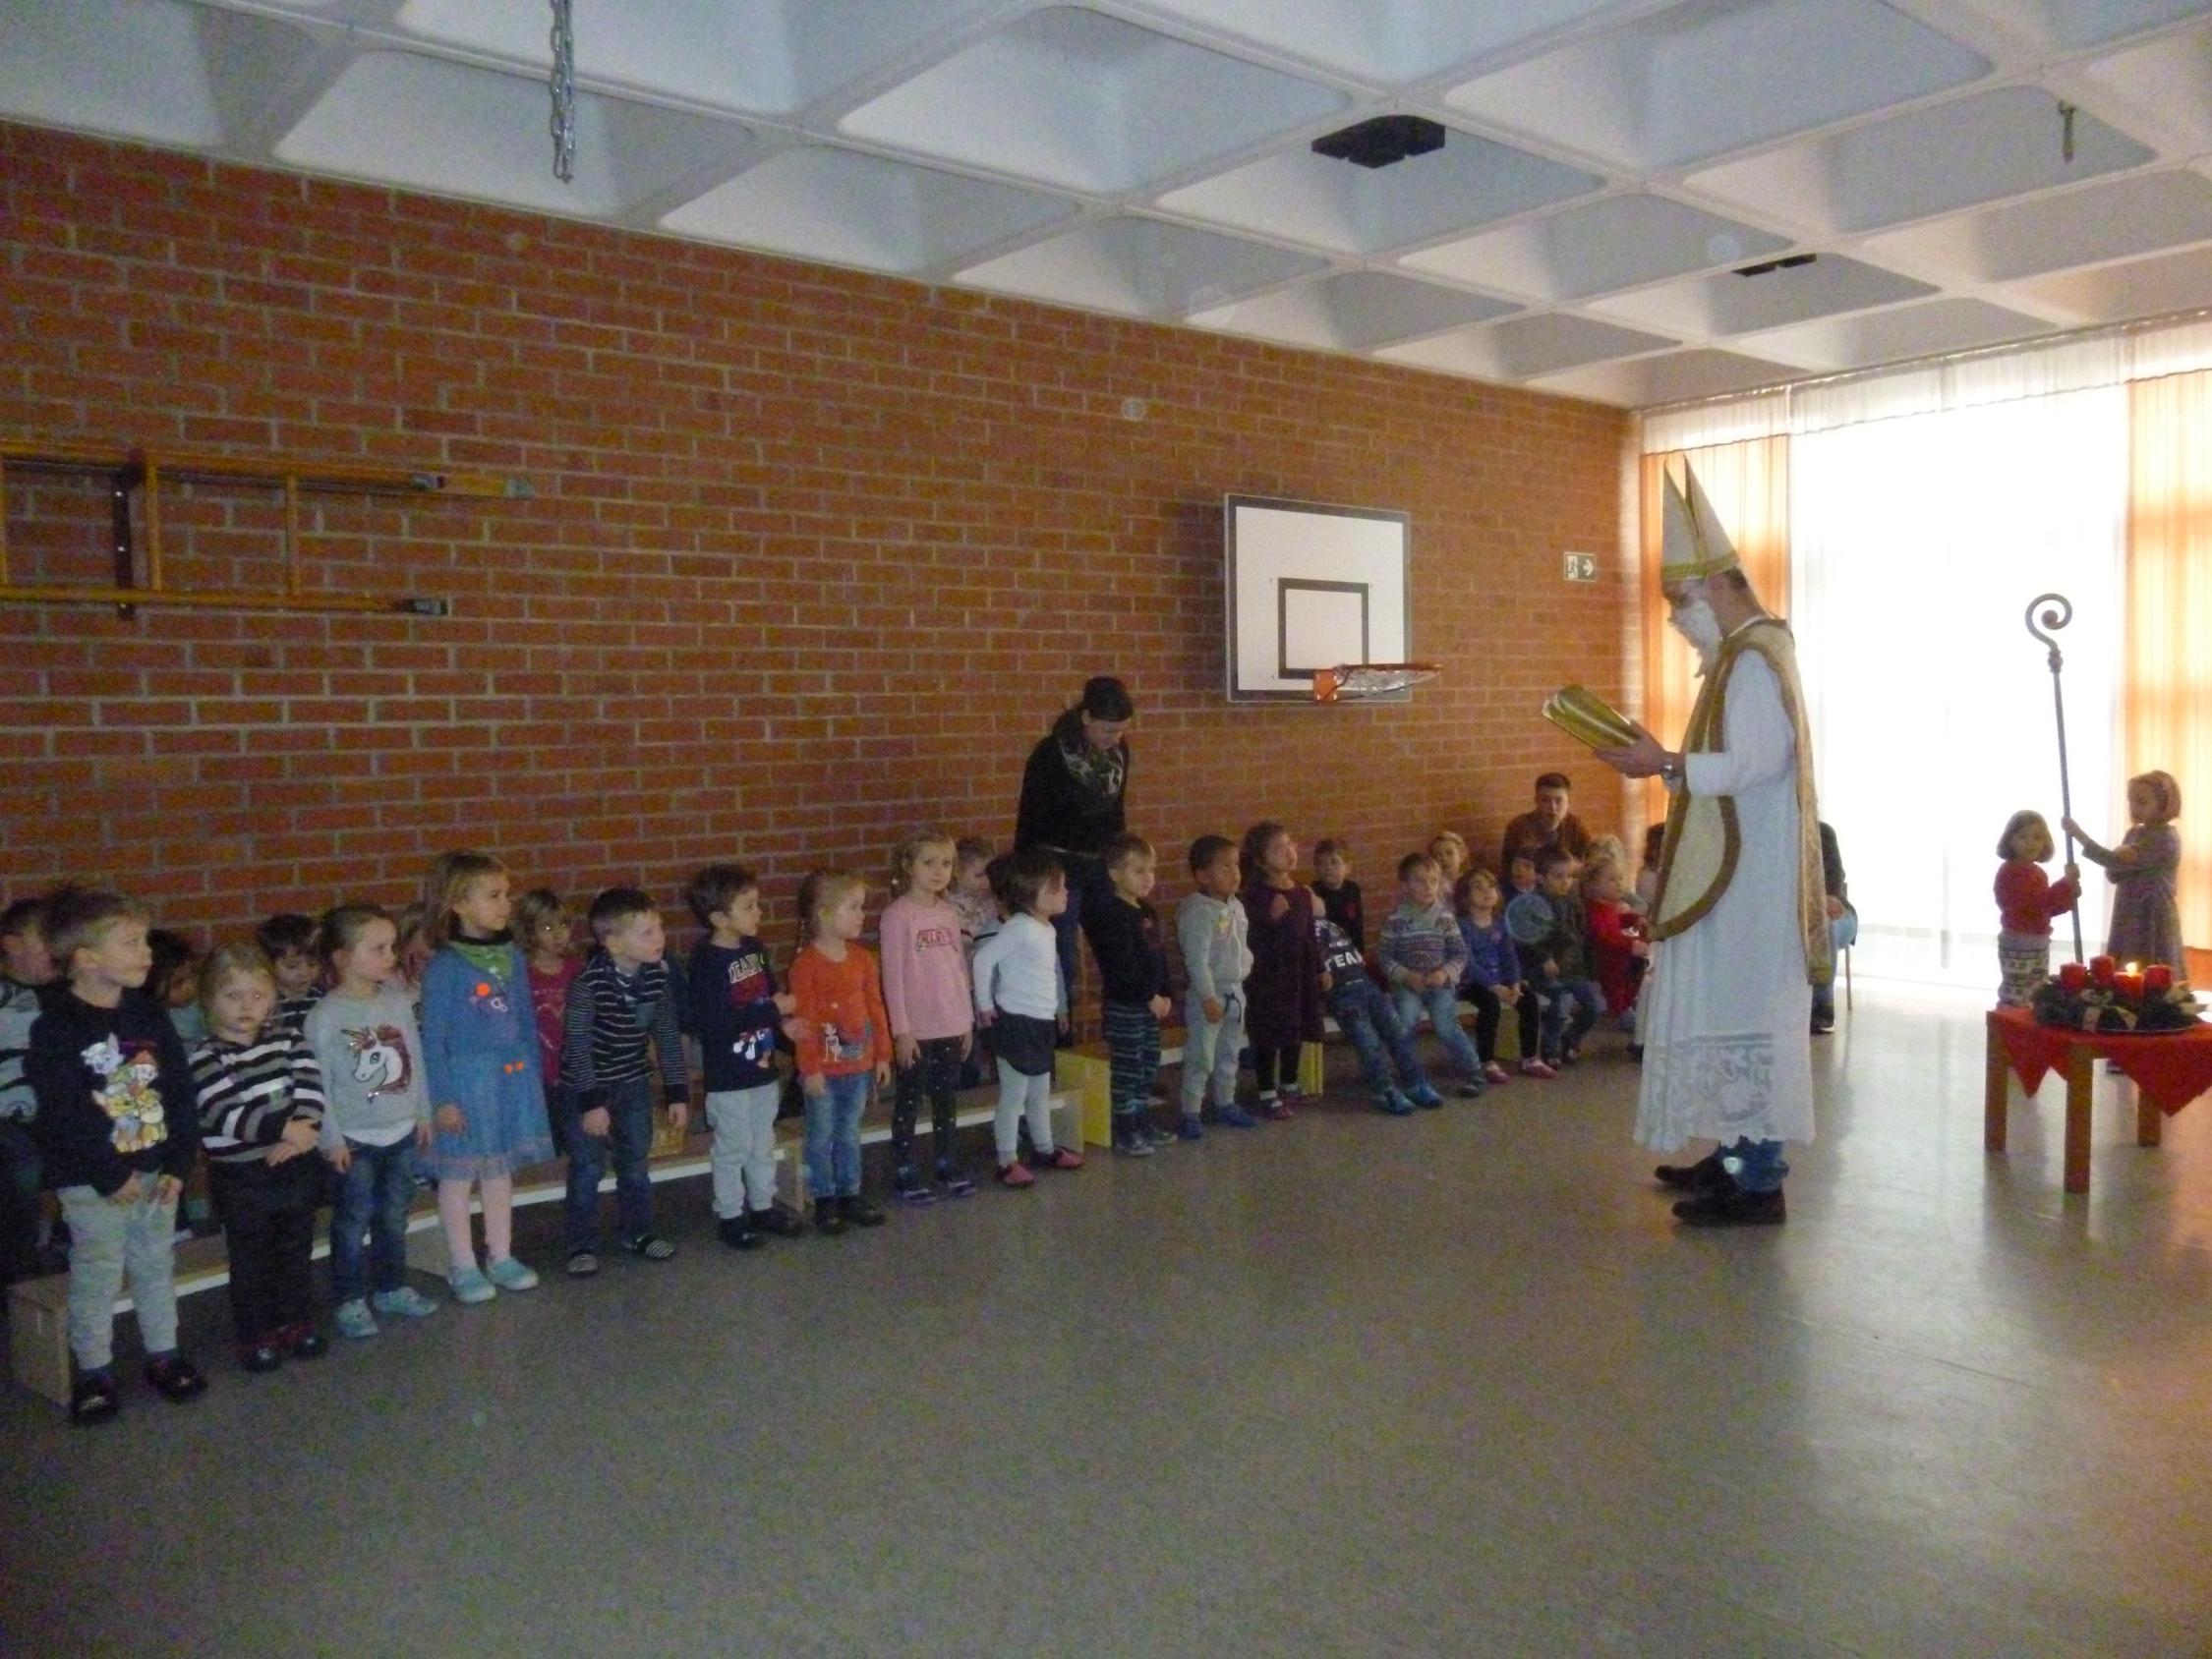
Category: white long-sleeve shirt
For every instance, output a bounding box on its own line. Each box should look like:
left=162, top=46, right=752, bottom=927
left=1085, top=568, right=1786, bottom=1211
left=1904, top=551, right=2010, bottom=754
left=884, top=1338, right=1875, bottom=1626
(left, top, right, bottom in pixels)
left=970, top=912, right=1066, bottom=1021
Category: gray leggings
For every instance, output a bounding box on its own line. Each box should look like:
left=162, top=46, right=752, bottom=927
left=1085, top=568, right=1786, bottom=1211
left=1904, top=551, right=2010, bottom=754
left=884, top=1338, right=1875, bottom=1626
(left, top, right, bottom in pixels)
left=58, top=1180, right=179, bottom=1372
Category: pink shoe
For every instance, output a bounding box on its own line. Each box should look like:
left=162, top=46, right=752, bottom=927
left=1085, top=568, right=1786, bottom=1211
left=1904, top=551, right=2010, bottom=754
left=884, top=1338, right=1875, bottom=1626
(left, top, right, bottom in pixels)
left=997, top=1160, right=1035, bottom=1188
left=1519, top=1058, right=1557, bottom=1080
left=1038, top=1146, right=1085, bottom=1172
left=1483, top=1062, right=1511, bottom=1086
left=1260, top=1095, right=1295, bottom=1121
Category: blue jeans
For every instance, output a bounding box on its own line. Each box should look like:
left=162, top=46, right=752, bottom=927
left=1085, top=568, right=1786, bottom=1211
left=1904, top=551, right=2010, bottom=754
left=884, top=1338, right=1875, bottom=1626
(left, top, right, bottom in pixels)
left=1333, top=981, right=1429, bottom=1099
left=562, top=1076, right=657, bottom=1250
left=330, top=1134, right=419, bottom=1303
left=1533, top=977, right=1603, bottom=1060
left=804, top=1071, right=871, bottom=1200
left=1388, top=983, right=1482, bottom=1080
left=1724, top=1137, right=1789, bottom=1193
left=1812, top=910, right=1857, bottom=1019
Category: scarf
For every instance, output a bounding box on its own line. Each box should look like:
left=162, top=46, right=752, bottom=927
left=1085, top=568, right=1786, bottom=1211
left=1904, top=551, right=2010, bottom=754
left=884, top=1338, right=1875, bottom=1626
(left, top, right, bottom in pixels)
left=1055, top=707, right=1126, bottom=803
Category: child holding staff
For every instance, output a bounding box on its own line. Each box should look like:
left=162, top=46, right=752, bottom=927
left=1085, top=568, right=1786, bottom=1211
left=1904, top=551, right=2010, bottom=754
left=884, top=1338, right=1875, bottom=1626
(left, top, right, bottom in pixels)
left=1993, top=810, right=2080, bottom=1006
left=2066, top=771, right=2184, bottom=972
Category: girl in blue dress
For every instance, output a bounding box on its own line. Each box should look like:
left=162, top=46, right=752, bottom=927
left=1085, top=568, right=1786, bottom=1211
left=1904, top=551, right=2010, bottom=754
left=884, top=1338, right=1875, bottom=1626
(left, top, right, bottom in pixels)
left=419, top=851, right=552, bottom=1304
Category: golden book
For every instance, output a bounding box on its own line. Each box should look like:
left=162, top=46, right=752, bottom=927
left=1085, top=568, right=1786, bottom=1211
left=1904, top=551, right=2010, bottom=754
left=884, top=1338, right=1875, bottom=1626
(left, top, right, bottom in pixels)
left=1543, top=685, right=1644, bottom=751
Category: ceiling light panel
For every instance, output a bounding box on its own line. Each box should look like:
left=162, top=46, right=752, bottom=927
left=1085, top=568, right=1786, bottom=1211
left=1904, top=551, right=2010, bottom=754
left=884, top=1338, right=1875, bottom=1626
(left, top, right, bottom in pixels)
left=1445, top=0, right=1990, bottom=170
left=1689, top=86, right=2153, bottom=237
left=1130, top=0, right=1644, bottom=83
left=956, top=215, right=1328, bottom=318
left=392, top=0, right=1004, bottom=117
left=840, top=8, right=1346, bottom=195
left=278, top=50, right=748, bottom=217
left=1155, top=130, right=1601, bottom=255
left=1188, top=269, right=1518, bottom=350
left=660, top=147, right=1077, bottom=274
left=1593, top=253, right=1936, bottom=335
left=1403, top=193, right=1789, bottom=300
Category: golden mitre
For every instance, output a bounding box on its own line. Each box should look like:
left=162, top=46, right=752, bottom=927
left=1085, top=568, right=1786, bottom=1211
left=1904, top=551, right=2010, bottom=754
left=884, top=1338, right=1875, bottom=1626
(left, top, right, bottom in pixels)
left=1659, top=458, right=1741, bottom=584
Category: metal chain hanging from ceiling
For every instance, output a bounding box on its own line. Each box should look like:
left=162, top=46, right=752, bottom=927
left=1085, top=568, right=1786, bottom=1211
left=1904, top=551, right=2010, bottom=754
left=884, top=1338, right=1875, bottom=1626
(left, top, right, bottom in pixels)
left=549, top=0, right=577, bottom=182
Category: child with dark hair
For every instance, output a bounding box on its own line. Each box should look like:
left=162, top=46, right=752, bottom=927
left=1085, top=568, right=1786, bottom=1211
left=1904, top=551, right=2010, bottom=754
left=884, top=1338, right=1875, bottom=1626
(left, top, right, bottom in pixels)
left=146, top=929, right=204, bottom=1049
left=686, top=864, right=804, bottom=1248
left=29, top=887, right=207, bottom=1420
left=1316, top=915, right=1440, bottom=1116
left=559, top=887, right=689, bottom=1273
left=972, top=850, right=1083, bottom=1186
left=1635, top=824, right=1665, bottom=915
left=255, top=912, right=321, bottom=1034
left=0, top=894, right=56, bottom=1294
left=1178, top=835, right=1254, bottom=1133
left=1993, top=811, right=2080, bottom=1007
left=1239, top=821, right=1324, bottom=1119
left=515, top=887, right=577, bottom=1157
left=1529, top=849, right=1604, bottom=1066
left=1081, top=832, right=1176, bottom=1156
left=951, top=836, right=1000, bottom=1089
left=1311, top=838, right=1367, bottom=957
left=1455, top=869, right=1533, bottom=1085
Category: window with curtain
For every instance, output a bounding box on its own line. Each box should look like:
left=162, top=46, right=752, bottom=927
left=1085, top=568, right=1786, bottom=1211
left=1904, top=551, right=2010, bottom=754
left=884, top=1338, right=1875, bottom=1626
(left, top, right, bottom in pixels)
left=1788, top=387, right=2128, bottom=987
left=1637, top=436, right=1791, bottom=824
left=2125, top=370, right=2212, bottom=954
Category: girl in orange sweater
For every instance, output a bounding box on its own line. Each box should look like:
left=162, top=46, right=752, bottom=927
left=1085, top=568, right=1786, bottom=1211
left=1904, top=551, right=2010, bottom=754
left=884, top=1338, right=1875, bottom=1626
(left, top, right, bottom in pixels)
left=788, top=872, right=893, bottom=1235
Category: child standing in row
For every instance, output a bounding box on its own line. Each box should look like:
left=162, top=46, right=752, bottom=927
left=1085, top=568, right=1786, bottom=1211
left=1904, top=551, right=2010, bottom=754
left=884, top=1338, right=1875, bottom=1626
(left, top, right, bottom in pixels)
left=1081, top=833, right=1176, bottom=1157
left=972, top=851, right=1084, bottom=1186
left=307, top=905, right=438, bottom=1340
left=1377, top=853, right=1484, bottom=1098
left=1240, top=822, right=1322, bottom=1120
left=28, top=887, right=207, bottom=1422
left=419, top=851, right=551, bottom=1304
left=789, top=872, right=892, bottom=1234
left=1992, top=810, right=2081, bottom=1005
left=1177, top=835, right=1255, bottom=1133
left=559, top=888, right=690, bottom=1274
left=518, top=887, right=578, bottom=1157
left=189, top=944, right=329, bottom=1373
left=687, top=864, right=805, bottom=1249
left=881, top=831, right=979, bottom=1203
left=1454, top=870, right=1532, bottom=1083
left=257, top=913, right=322, bottom=1034
left=951, top=836, right=1001, bottom=1089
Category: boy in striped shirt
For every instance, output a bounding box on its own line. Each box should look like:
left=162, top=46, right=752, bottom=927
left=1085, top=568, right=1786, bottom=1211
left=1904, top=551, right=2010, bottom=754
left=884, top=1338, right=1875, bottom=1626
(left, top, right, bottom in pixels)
left=558, top=887, right=690, bottom=1275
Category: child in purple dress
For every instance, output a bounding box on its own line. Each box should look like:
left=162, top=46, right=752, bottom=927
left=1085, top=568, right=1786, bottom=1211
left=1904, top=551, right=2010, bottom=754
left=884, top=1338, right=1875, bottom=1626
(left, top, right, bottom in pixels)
left=1238, top=821, right=1323, bottom=1120
left=2065, top=770, right=2183, bottom=969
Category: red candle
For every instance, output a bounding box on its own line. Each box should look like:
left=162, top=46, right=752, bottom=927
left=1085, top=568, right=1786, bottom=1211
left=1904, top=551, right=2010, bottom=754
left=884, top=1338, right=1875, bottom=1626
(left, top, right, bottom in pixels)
left=2116, top=968, right=2146, bottom=1001
left=2090, top=954, right=2118, bottom=988
left=2145, top=964, right=2175, bottom=996
left=2059, top=961, right=2090, bottom=992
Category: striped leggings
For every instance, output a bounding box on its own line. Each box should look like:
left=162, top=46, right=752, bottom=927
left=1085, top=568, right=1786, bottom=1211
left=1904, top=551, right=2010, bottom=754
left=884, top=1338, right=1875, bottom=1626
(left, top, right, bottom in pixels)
left=1102, top=1000, right=1161, bottom=1116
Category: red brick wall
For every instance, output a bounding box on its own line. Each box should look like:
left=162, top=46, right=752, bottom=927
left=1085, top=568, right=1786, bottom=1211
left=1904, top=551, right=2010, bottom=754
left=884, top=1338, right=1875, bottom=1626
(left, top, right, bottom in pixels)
left=0, top=122, right=1629, bottom=964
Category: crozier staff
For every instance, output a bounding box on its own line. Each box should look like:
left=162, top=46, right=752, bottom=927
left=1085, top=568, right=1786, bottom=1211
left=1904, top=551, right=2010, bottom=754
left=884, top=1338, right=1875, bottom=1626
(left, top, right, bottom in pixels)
left=1594, top=463, right=1832, bottom=1228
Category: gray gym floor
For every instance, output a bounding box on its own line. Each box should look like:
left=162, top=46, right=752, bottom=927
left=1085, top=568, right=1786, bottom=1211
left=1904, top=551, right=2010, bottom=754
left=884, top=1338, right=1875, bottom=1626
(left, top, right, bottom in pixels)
left=4, top=984, right=2209, bottom=1657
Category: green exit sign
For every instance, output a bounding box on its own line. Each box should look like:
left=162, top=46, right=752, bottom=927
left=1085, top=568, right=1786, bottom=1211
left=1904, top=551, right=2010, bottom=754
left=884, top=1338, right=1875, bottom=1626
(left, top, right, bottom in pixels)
left=1562, top=551, right=1599, bottom=583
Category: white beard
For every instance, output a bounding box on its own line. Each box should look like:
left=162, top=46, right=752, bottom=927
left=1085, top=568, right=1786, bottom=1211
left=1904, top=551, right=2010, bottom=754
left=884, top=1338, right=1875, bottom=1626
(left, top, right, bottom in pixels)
left=1671, top=599, right=1722, bottom=670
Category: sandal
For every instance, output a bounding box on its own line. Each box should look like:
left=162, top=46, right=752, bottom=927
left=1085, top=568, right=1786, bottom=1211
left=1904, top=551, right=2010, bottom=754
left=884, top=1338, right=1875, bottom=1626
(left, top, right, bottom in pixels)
left=620, top=1233, right=677, bottom=1261
left=69, top=1372, right=121, bottom=1425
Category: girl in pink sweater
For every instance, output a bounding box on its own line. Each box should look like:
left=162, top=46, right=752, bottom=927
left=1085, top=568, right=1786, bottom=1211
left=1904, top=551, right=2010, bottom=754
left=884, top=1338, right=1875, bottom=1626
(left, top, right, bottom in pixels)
left=878, top=830, right=977, bottom=1203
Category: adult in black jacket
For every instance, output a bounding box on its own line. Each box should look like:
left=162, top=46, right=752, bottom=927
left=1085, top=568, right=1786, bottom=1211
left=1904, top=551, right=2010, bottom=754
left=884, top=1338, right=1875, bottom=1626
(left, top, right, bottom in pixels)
left=1014, top=676, right=1135, bottom=1014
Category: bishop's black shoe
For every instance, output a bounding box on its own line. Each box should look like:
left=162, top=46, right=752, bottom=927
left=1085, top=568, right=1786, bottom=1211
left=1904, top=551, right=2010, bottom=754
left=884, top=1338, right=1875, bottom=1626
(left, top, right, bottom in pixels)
left=1672, top=1186, right=1786, bottom=1228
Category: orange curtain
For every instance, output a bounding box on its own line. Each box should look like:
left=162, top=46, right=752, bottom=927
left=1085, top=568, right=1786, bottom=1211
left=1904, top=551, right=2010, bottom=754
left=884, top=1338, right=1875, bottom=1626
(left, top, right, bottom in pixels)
left=2125, top=371, right=2212, bottom=952
left=1638, top=436, right=1791, bottom=816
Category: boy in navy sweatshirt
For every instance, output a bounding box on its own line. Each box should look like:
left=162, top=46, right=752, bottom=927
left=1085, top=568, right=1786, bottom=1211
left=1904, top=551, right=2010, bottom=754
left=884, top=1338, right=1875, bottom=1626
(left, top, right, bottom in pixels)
left=27, top=887, right=207, bottom=1422
left=686, top=864, right=804, bottom=1249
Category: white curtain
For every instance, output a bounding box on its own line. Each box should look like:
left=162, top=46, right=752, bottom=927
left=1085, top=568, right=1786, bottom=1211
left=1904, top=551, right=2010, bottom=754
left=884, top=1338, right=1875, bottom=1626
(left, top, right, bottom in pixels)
left=1788, top=386, right=2129, bottom=988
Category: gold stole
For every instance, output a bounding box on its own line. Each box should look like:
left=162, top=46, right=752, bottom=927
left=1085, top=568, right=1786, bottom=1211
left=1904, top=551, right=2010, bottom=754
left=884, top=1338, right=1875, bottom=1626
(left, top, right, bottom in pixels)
left=1648, top=619, right=1834, bottom=987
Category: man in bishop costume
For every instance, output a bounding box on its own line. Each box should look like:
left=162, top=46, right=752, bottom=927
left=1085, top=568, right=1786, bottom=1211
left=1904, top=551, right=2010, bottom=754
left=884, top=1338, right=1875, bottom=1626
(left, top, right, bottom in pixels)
left=1596, top=460, right=1833, bottom=1226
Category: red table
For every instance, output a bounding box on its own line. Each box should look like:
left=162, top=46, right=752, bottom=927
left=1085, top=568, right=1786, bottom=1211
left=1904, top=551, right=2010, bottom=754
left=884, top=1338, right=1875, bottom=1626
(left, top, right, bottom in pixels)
left=1984, top=1005, right=2212, bottom=1193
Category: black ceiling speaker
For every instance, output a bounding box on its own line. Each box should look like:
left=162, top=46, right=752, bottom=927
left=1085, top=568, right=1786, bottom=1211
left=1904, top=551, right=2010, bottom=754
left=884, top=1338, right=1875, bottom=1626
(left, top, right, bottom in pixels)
left=1310, top=115, right=1447, bottom=170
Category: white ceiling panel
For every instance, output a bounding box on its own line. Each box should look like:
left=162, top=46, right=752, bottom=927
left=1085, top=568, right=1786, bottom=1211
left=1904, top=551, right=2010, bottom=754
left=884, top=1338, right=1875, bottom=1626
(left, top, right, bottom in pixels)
left=1378, top=313, right=1678, bottom=378
left=8, top=0, right=2212, bottom=407
left=956, top=216, right=1328, bottom=317
left=1688, top=86, right=2152, bottom=237
left=1593, top=254, right=1936, bottom=336
left=1129, top=0, right=1645, bottom=84
left=1402, top=194, right=1789, bottom=300
left=1857, top=169, right=2212, bottom=284
left=1444, top=0, right=1990, bottom=170
left=1155, top=130, right=1601, bottom=256
left=393, top=0, right=1006, bottom=117
left=1188, top=270, right=1517, bottom=350
left=1732, top=297, right=2056, bottom=371
left=660, top=147, right=1075, bottom=275
left=277, top=51, right=749, bottom=217
left=839, top=8, right=1345, bottom=194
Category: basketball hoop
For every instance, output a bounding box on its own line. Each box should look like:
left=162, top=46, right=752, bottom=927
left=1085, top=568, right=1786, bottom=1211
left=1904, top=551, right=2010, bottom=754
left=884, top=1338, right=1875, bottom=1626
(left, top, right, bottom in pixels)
left=1312, top=662, right=1440, bottom=703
